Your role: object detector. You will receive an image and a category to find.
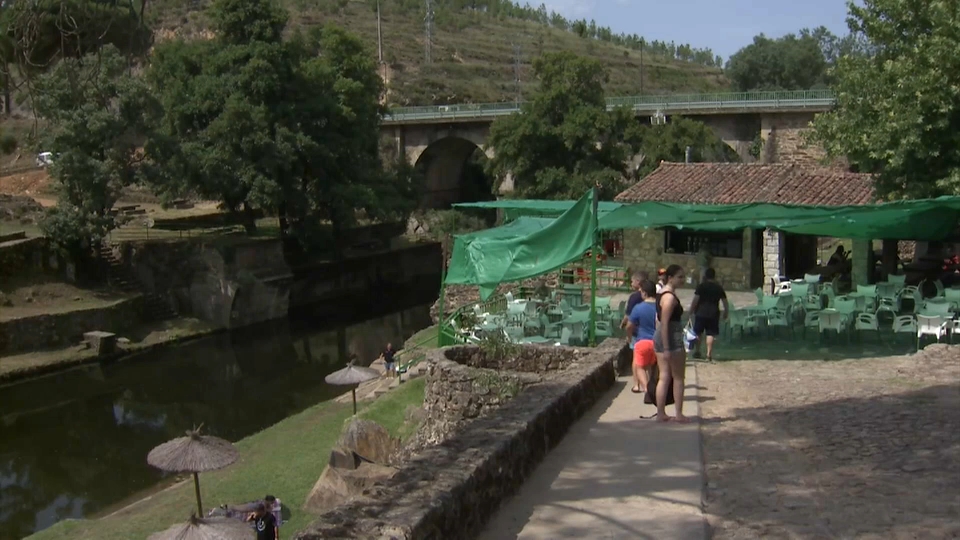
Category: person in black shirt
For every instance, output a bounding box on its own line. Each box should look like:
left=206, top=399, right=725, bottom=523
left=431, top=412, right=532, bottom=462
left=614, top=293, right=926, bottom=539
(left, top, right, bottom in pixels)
left=247, top=502, right=278, bottom=540
left=382, top=343, right=396, bottom=377
left=689, top=268, right=729, bottom=362
left=620, top=271, right=649, bottom=331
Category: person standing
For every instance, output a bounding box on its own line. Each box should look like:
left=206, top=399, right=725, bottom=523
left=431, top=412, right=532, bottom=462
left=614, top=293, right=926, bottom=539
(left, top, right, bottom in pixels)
left=696, top=245, right=712, bottom=285
left=626, top=280, right=658, bottom=394
left=653, top=265, right=689, bottom=423
left=689, top=268, right=729, bottom=362
left=247, top=502, right=278, bottom=540
left=382, top=343, right=396, bottom=377
left=620, top=271, right=649, bottom=330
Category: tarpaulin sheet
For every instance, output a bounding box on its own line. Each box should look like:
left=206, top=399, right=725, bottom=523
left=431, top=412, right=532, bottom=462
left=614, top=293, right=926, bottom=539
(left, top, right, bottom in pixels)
left=444, top=190, right=598, bottom=299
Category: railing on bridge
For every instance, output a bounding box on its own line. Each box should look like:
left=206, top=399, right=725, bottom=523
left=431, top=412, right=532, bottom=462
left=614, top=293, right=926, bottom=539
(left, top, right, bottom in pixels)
left=382, top=89, right=836, bottom=123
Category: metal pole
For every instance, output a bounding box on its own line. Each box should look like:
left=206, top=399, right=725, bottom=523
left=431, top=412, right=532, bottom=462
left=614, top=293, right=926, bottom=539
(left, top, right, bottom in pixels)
left=640, top=39, right=644, bottom=95
left=351, top=388, right=358, bottom=415
left=589, top=186, right=599, bottom=346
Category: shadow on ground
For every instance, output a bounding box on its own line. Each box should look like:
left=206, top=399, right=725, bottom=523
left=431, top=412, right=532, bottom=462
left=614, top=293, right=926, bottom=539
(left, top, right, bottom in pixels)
left=699, top=377, right=960, bottom=538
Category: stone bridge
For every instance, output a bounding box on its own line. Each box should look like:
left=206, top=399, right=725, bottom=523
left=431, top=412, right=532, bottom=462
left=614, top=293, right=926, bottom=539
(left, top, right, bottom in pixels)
left=381, top=90, right=835, bottom=208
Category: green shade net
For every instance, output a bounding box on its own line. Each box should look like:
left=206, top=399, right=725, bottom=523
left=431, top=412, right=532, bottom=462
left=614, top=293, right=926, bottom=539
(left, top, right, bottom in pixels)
left=600, top=197, right=960, bottom=240
left=445, top=190, right=598, bottom=299
left=456, top=216, right=556, bottom=240
left=454, top=199, right=622, bottom=222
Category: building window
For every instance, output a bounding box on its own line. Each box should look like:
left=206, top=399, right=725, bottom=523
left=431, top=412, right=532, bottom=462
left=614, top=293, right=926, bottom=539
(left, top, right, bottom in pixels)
left=663, top=228, right=744, bottom=259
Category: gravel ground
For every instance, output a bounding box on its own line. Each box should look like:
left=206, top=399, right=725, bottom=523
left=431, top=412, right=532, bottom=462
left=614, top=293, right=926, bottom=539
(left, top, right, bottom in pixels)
left=697, top=344, right=960, bottom=539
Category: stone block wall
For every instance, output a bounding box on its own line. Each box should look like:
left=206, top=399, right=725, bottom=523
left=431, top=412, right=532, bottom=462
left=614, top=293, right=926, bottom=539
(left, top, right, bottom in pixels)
left=622, top=228, right=755, bottom=290
left=0, top=237, right=72, bottom=281
left=442, top=344, right=585, bottom=372
left=762, top=228, right=784, bottom=291
left=296, top=339, right=620, bottom=540
left=0, top=297, right=144, bottom=355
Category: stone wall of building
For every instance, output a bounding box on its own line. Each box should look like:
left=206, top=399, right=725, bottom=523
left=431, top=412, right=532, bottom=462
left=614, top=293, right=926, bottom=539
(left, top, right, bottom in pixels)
left=295, top=339, right=620, bottom=540
left=622, top=228, right=756, bottom=290
left=760, top=113, right=849, bottom=170
left=762, top=228, right=784, bottom=291
left=0, top=297, right=145, bottom=355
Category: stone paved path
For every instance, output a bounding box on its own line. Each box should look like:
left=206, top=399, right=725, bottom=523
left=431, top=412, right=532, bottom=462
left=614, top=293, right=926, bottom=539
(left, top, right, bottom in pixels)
left=479, top=368, right=706, bottom=540
left=697, top=344, right=960, bottom=539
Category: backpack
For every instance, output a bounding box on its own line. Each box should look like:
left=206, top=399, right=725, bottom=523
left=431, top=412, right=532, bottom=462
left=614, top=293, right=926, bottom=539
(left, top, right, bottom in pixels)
left=643, top=363, right=675, bottom=406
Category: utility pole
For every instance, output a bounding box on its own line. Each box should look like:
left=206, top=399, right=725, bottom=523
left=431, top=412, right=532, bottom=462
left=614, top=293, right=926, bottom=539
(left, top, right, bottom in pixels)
left=639, top=38, right=645, bottom=95
left=424, top=0, right=434, bottom=64
left=376, top=0, right=383, bottom=64
left=512, top=41, right=522, bottom=104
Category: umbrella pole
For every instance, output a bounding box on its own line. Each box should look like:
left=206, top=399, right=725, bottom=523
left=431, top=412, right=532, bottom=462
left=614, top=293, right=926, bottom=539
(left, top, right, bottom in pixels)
left=193, top=472, right=203, bottom=516
left=352, top=388, right=358, bottom=415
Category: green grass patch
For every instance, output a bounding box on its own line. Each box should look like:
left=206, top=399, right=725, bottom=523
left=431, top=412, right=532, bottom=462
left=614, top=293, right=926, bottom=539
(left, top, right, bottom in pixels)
left=403, top=324, right=439, bottom=352
left=29, top=380, right=427, bottom=540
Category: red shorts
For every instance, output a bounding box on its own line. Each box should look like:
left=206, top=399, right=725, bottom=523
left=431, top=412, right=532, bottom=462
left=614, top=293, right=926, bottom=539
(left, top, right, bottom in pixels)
left=633, top=339, right=656, bottom=368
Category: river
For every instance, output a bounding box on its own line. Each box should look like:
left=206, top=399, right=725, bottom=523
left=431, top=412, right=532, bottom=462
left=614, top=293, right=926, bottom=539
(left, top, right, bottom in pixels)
left=0, top=296, right=435, bottom=539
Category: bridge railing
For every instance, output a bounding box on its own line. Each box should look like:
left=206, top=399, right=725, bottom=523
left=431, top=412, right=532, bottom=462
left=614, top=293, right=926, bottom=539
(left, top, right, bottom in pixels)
left=382, top=89, right=836, bottom=122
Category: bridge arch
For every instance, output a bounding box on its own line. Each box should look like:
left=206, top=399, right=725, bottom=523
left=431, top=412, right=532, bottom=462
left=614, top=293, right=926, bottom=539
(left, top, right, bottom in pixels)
left=414, top=136, right=495, bottom=209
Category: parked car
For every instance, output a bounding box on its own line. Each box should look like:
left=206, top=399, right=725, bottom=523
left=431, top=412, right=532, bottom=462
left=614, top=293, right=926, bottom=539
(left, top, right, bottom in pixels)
left=36, top=152, right=54, bottom=167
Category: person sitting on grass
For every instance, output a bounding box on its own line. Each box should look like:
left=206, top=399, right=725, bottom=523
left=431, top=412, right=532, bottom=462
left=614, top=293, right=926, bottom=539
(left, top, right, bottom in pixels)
left=626, top=279, right=658, bottom=394
left=246, top=502, right=278, bottom=540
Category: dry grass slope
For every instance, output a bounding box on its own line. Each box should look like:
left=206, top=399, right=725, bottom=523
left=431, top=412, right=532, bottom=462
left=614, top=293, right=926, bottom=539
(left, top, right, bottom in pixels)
left=151, top=0, right=729, bottom=105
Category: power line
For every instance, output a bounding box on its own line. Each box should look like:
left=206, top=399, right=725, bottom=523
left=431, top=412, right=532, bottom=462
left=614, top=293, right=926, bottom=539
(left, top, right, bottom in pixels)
left=424, top=0, right=434, bottom=64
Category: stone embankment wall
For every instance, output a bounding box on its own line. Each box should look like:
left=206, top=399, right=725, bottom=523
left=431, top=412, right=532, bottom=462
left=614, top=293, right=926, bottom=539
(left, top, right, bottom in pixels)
left=0, top=297, right=144, bottom=355
left=296, top=340, right=619, bottom=540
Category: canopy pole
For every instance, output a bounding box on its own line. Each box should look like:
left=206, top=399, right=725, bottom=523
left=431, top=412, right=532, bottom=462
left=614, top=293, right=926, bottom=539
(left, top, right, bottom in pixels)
left=589, top=186, right=599, bottom=346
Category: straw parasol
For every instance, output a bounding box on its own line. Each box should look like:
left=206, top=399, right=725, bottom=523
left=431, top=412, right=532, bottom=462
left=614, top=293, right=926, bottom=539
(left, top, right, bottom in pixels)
left=148, top=513, right=254, bottom=540
left=147, top=425, right=239, bottom=516
left=325, top=360, right=380, bottom=414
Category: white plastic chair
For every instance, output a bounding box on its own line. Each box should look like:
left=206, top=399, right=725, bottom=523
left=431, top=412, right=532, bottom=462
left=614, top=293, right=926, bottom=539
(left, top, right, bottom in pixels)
left=767, top=308, right=792, bottom=337
left=819, top=310, right=846, bottom=340
left=728, top=309, right=761, bottom=337
left=892, top=315, right=917, bottom=342
left=855, top=312, right=879, bottom=341
left=917, top=314, right=949, bottom=348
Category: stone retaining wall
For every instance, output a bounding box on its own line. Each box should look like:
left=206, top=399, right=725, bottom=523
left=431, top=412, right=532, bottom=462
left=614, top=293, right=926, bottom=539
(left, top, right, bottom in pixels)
left=296, top=339, right=620, bottom=540
left=0, top=296, right=144, bottom=355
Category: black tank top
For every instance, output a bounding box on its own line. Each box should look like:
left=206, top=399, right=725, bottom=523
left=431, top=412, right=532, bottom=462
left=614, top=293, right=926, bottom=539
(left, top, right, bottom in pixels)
left=656, top=291, right=683, bottom=322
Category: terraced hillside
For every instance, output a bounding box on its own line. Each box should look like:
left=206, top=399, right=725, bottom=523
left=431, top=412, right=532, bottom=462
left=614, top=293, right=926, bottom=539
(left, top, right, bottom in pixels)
left=151, top=0, right=730, bottom=105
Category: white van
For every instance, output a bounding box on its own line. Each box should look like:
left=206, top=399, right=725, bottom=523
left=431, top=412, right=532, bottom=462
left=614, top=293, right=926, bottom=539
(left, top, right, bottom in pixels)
left=36, top=152, right=54, bottom=167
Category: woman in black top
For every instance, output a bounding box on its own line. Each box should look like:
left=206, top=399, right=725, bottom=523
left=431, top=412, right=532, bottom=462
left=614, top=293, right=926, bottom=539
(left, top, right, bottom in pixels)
left=653, top=264, right=689, bottom=423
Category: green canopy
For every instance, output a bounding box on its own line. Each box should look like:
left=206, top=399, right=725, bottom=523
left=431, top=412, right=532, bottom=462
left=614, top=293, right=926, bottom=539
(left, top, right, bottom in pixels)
left=600, top=197, right=960, bottom=240
left=454, top=199, right=621, bottom=222
left=445, top=190, right=598, bottom=299
left=455, top=216, right=556, bottom=241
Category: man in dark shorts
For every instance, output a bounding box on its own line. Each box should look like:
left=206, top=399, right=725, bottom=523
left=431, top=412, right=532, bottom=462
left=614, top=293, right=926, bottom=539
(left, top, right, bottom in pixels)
left=382, top=343, right=396, bottom=377
left=689, top=268, right=729, bottom=362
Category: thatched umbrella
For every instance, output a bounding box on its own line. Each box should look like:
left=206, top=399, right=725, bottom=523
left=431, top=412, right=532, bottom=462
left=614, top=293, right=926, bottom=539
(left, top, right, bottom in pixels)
left=325, top=360, right=380, bottom=414
left=148, top=513, right=254, bottom=540
left=147, top=426, right=239, bottom=516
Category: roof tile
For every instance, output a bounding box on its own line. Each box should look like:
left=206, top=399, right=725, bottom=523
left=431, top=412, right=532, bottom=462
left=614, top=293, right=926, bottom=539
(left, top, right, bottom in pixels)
left=614, top=162, right=875, bottom=206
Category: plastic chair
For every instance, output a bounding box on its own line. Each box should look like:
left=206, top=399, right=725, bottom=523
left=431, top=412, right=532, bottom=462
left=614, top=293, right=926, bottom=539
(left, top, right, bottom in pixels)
left=728, top=309, right=761, bottom=337
left=803, top=311, right=821, bottom=338
left=892, top=315, right=917, bottom=343
left=917, top=314, right=949, bottom=347
left=945, top=288, right=960, bottom=309
left=856, top=285, right=878, bottom=312
left=899, top=286, right=922, bottom=313
left=854, top=312, right=880, bottom=341
left=819, top=310, right=847, bottom=340
left=888, top=274, right=906, bottom=286
left=766, top=308, right=792, bottom=337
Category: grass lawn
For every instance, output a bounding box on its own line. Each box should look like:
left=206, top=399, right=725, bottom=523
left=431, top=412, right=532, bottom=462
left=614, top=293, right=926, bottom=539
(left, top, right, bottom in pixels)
left=29, top=378, right=427, bottom=540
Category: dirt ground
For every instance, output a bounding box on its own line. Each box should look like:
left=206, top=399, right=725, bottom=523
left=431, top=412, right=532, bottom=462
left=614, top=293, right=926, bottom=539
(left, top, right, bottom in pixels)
left=0, top=274, right=131, bottom=321
left=0, top=316, right=218, bottom=381
left=697, top=344, right=960, bottom=539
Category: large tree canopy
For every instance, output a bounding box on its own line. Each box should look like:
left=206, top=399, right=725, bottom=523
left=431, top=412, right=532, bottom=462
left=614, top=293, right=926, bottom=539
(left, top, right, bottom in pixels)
left=484, top=51, right=640, bottom=200
left=146, top=0, right=420, bottom=248
left=812, top=0, right=960, bottom=198
left=632, top=117, right=739, bottom=178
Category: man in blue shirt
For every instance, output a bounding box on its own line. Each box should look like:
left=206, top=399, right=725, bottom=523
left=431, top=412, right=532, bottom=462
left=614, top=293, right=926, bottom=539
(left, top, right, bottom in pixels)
left=626, top=280, right=658, bottom=393
left=620, top=271, right=649, bottom=330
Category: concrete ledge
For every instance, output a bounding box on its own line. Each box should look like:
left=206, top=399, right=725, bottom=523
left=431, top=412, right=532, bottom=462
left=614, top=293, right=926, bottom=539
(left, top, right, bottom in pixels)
left=296, top=339, right=621, bottom=539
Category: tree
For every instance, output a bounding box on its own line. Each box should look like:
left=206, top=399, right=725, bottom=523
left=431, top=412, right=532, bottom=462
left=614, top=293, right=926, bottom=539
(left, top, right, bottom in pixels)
left=146, top=0, right=420, bottom=249
left=632, top=117, right=739, bottom=178
left=811, top=0, right=960, bottom=198
left=725, top=32, right=828, bottom=91
left=34, top=45, right=160, bottom=259
left=484, top=51, right=639, bottom=200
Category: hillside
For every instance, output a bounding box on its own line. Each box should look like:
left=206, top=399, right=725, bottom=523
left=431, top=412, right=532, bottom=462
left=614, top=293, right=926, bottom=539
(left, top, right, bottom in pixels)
left=151, top=0, right=730, bottom=106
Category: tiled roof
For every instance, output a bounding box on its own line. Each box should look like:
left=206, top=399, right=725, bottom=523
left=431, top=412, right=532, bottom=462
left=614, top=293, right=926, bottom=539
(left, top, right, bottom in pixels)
left=614, top=162, right=876, bottom=206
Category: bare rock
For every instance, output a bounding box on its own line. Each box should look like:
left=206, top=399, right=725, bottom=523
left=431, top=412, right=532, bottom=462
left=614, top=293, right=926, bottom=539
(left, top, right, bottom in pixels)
left=338, top=418, right=399, bottom=465
left=303, top=461, right=398, bottom=514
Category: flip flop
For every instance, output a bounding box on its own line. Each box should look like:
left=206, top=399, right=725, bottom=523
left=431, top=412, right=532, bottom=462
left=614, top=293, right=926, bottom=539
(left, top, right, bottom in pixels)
left=631, top=386, right=642, bottom=393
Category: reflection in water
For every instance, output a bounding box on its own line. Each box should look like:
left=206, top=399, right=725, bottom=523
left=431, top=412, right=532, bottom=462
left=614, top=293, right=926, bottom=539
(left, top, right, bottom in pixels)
left=0, top=302, right=432, bottom=539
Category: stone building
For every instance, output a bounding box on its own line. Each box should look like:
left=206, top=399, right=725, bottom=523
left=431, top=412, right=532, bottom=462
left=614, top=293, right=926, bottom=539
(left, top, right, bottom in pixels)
left=613, top=162, right=876, bottom=291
